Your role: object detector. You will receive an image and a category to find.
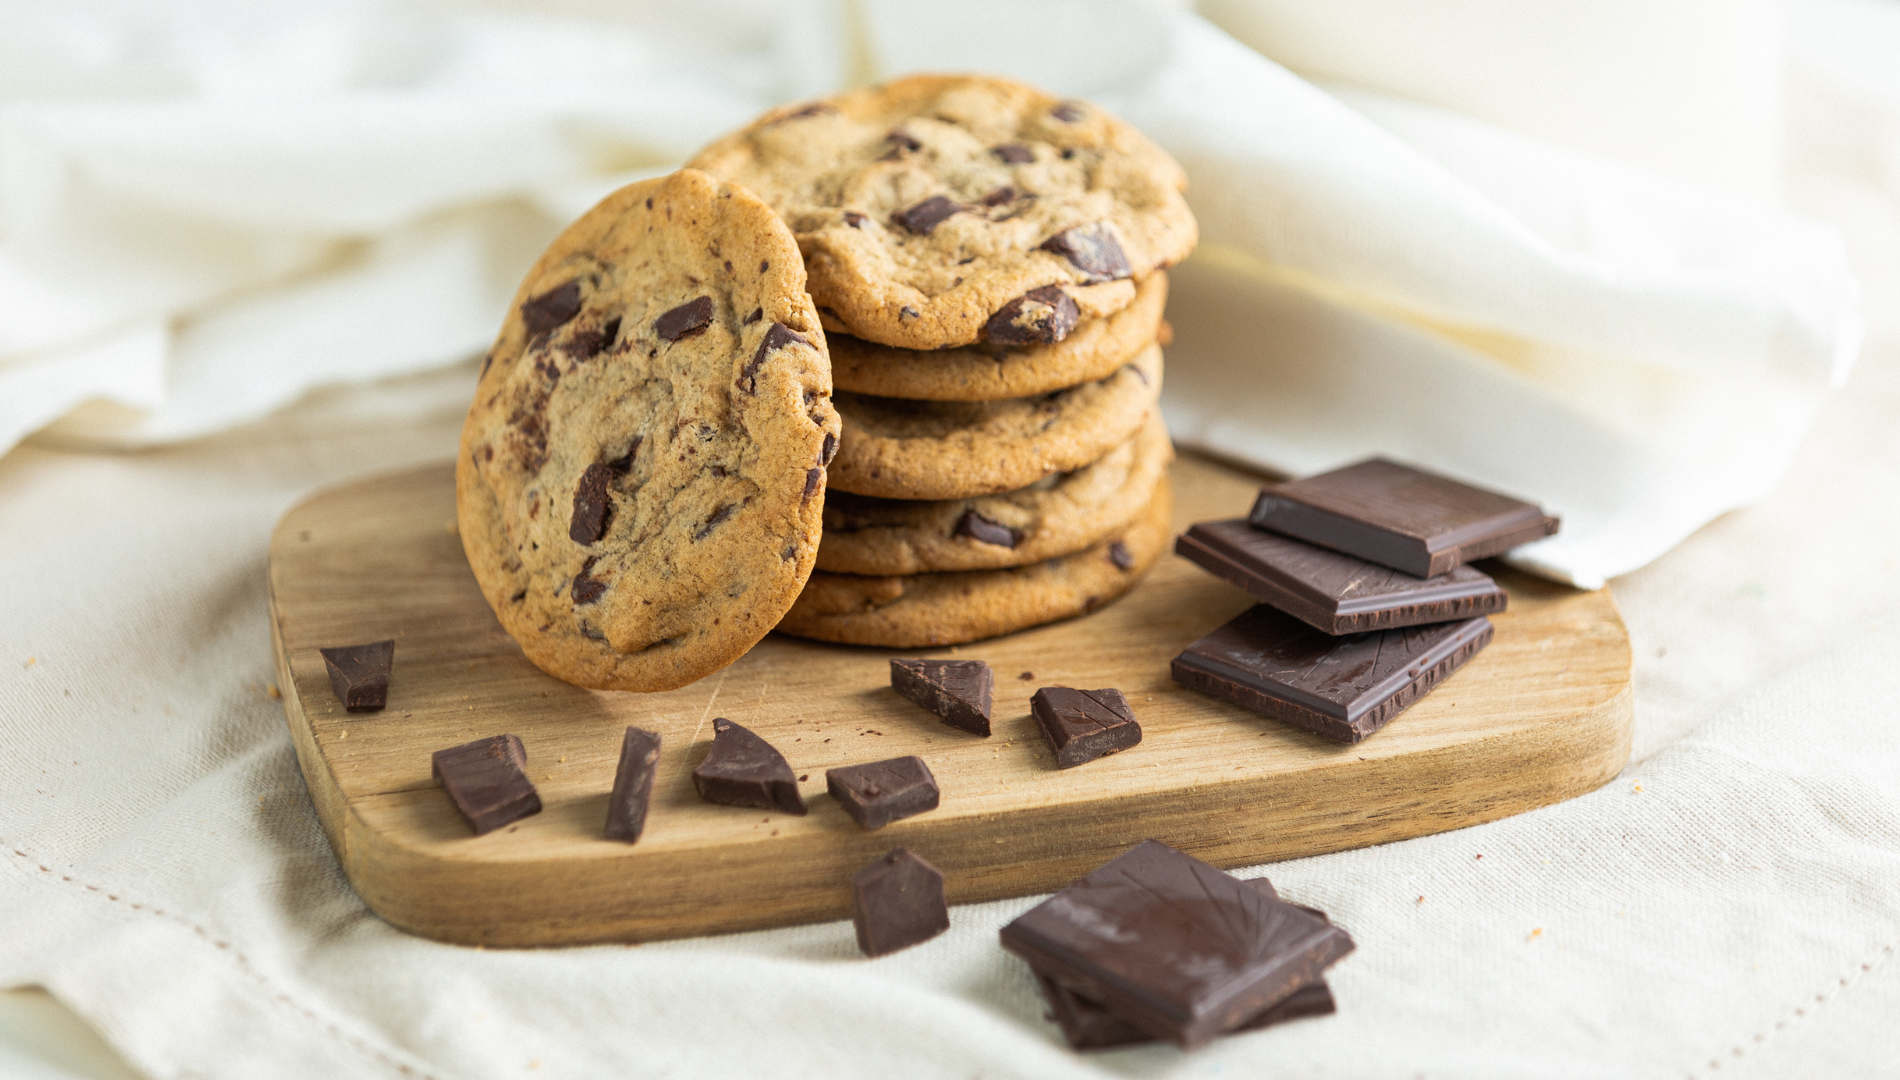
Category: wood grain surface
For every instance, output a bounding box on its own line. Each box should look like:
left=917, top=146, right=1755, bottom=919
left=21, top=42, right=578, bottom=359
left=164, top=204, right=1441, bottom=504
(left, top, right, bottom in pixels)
left=268, top=453, right=1632, bottom=946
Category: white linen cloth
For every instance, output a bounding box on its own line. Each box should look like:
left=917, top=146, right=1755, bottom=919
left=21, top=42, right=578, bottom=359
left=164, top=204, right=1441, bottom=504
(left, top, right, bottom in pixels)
left=5, top=1, right=1900, bottom=1077
left=0, top=0, right=1864, bottom=587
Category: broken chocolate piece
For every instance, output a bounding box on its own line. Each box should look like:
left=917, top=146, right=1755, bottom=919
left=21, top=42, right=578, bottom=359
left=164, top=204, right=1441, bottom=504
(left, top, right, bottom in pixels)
left=893, top=195, right=961, bottom=235
left=890, top=658, right=994, bottom=736
left=319, top=639, right=393, bottom=712
left=740, top=322, right=805, bottom=393
left=606, top=437, right=641, bottom=474
left=571, top=557, right=606, bottom=605
left=1041, top=222, right=1131, bottom=283
left=432, top=734, right=541, bottom=835
left=521, top=281, right=581, bottom=336
left=1177, top=518, right=1507, bottom=634
left=692, top=717, right=806, bottom=815
left=1030, top=687, right=1141, bottom=768
left=992, top=143, right=1034, bottom=163
left=1172, top=604, right=1494, bottom=743
left=827, top=756, right=940, bottom=830
left=655, top=295, right=714, bottom=342
left=568, top=462, right=615, bottom=544
left=852, top=847, right=950, bottom=956
left=563, top=316, right=620, bottom=359
left=953, top=509, right=1020, bottom=549
left=1000, top=840, right=1354, bottom=1050
left=983, top=286, right=1078, bottom=346
left=604, top=726, right=662, bottom=843
left=1249, top=458, right=1560, bottom=578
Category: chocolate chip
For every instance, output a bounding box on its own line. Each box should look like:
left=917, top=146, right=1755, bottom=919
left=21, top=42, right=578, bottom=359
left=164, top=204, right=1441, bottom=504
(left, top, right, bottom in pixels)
left=563, top=315, right=621, bottom=360
left=1051, top=102, right=1085, bottom=122
left=606, top=437, right=641, bottom=474
left=740, top=322, right=806, bottom=393
left=893, top=195, right=961, bottom=235
left=991, top=143, right=1034, bottom=164
left=572, top=556, right=606, bottom=605
left=744, top=307, right=763, bottom=325
left=521, top=281, right=581, bottom=336
left=844, top=211, right=867, bottom=229
left=821, top=432, right=837, bottom=465
left=1108, top=540, right=1134, bottom=570
left=774, top=102, right=833, bottom=123
left=804, top=467, right=823, bottom=500
left=655, top=296, right=714, bottom=342
left=1042, top=222, right=1131, bottom=283
left=694, top=503, right=735, bottom=541
left=885, top=129, right=922, bottom=152
left=983, top=285, right=1079, bottom=346
left=899, top=306, right=920, bottom=320
left=723, top=259, right=733, bottom=273
left=568, top=463, right=615, bottom=544
left=982, top=186, right=1019, bottom=207
left=954, top=510, right=1020, bottom=548
left=760, top=260, right=769, bottom=273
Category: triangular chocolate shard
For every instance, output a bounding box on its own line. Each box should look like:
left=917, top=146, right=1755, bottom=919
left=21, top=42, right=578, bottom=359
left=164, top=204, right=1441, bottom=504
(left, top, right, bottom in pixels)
left=890, top=659, right=993, bottom=736
left=692, top=718, right=806, bottom=815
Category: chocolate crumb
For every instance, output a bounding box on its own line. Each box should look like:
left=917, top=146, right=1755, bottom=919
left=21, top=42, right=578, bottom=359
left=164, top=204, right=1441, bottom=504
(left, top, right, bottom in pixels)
left=1019, top=671, right=1034, bottom=681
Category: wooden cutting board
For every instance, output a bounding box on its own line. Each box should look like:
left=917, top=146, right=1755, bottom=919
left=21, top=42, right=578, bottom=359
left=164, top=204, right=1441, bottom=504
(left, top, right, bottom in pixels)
left=267, top=454, right=1632, bottom=946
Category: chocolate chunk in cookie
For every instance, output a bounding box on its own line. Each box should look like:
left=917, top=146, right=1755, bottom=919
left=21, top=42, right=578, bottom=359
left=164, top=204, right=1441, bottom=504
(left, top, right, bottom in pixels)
left=984, top=285, right=1080, bottom=346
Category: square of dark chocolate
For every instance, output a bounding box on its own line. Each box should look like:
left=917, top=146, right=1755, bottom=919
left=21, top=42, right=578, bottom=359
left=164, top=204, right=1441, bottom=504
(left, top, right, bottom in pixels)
left=604, top=726, right=661, bottom=843
left=1000, top=840, right=1354, bottom=1050
left=1030, top=687, right=1141, bottom=768
left=890, top=658, right=993, bottom=736
left=852, top=847, right=950, bottom=957
left=318, top=639, right=394, bottom=712
left=1248, top=458, right=1558, bottom=578
left=1172, top=604, right=1493, bottom=744
left=1176, top=519, right=1506, bottom=634
left=827, top=756, right=940, bottom=830
left=431, top=733, right=541, bottom=835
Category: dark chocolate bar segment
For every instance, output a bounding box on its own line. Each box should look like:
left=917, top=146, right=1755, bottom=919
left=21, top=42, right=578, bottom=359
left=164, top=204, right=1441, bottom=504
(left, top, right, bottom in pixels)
left=890, top=659, right=993, bottom=736
left=692, top=718, right=806, bottom=815
left=827, top=756, right=940, bottom=830
left=604, top=726, right=662, bottom=843
left=319, top=639, right=394, bottom=712
left=1030, top=687, right=1142, bottom=768
left=1172, top=605, right=1493, bottom=744
left=1000, top=840, right=1354, bottom=1050
left=432, top=734, right=541, bottom=835
left=852, top=847, right=951, bottom=957
left=1176, top=519, right=1506, bottom=634
left=1249, top=458, right=1559, bottom=578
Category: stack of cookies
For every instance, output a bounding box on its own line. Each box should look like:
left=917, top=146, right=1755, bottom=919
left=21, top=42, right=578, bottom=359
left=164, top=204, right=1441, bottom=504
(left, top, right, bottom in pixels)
left=688, top=75, right=1198, bottom=648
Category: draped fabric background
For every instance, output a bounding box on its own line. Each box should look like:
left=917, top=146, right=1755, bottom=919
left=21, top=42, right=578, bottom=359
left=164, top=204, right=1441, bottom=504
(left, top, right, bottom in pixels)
left=4, top=1, right=1900, bottom=1077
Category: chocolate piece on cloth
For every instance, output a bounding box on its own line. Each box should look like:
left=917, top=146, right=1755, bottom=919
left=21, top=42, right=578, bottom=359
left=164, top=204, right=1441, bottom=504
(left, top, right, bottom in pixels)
left=852, top=847, right=950, bottom=957
left=318, top=639, right=394, bottom=712
left=827, top=756, right=940, bottom=830
left=1173, top=605, right=1494, bottom=744
left=890, top=659, right=994, bottom=736
left=1176, top=519, right=1507, bottom=634
left=1030, top=687, right=1142, bottom=768
left=1031, top=877, right=1339, bottom=1050
left=604, top=726, right=662, bottom=842
left=1248, top=458, right=1559, bottom=578
left=692, top=718, right=807, bottom=815
left=1000, top=840, right=1354, bottom=1050
left=431, top=734, right=541, bottom=835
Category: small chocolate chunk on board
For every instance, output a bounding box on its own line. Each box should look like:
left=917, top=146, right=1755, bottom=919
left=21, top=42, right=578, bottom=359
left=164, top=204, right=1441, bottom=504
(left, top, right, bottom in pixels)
left=1173, top=605, right=1494, bottom=744
left=692, top=718, right=806, bottom=815
left=827, top=756, right=940, bottom=830
left=319, top=639, right=393, bottom=712
left=1177, top=519, right=1507, bottom=634
left=604, top=726, right=662, bottom=842
left=1030, top=687, right=1142, bottom=768
left=1249, top=458, right=1559, bottom=578
left=432, top=734, right=542, bottom=835
left=890, top=658, right=994, bottom=736
left=852, top=847, right=950, bottom=957
left=1001, top=840, right=1354, bottom=1050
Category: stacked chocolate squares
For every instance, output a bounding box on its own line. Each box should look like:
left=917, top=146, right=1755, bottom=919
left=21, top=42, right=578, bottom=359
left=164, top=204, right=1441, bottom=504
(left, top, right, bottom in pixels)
left=1003, top=840, right=1354, bottom=1050
left=685, top=74, right=1197, bottom=648
left=1172, top=459, right=1560, bottom=743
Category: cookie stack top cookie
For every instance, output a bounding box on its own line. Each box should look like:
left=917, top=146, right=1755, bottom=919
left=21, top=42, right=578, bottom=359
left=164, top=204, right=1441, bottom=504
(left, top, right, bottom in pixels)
left=688, top=74, right=1197, bottom=351
left=457, top=169, right=839, bottom=692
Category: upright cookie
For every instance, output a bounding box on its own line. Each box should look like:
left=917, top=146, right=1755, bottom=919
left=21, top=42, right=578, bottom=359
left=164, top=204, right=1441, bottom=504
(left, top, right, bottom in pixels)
left=779, top=479, right=1172, bottom=647
left=831, top=273, right=1169, bottom=401
left=827, top=343, right=1162, bottom=501
left=818, top=410, right=1172, bottom=575
left=687, top=74, right=1197, bottom=350
left=457, top=169, right=840, bottom=692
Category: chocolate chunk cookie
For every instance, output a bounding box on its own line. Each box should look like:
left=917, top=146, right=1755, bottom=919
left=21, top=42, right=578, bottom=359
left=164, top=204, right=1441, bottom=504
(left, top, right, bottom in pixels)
left=817, top=410, right=1172, bottom=575
left=830, top=273, right=1168, bottom=401
left=779, top=479, right=1172, bottom=647
left=457, top=169, right=840, bottom=692
left=827, top=343, right=1162, bottom=500
left=687, top=75, right=1197, bottom=350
